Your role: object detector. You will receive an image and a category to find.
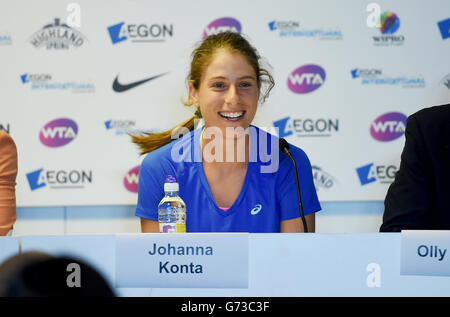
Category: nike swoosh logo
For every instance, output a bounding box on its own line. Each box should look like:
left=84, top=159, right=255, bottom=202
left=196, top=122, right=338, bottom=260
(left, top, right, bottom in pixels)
left=112, top=72, right=167, bottom=92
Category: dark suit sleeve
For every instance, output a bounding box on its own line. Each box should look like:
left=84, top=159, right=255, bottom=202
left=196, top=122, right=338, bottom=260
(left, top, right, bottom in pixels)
left=380, top=114, right=434, bottom=232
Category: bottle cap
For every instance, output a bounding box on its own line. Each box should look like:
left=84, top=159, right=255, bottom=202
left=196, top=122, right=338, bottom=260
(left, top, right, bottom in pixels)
left=165, top=175, right=177, bottom=183
left=164, top=175, right=179, bottom=192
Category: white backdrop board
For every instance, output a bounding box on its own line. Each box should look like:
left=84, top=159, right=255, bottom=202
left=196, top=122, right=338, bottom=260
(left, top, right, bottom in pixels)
left=1, top=0, right=449, bottom=207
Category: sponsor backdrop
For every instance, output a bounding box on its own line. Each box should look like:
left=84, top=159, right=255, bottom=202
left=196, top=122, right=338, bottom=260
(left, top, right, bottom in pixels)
left=1, top=0, right=449, bottom=207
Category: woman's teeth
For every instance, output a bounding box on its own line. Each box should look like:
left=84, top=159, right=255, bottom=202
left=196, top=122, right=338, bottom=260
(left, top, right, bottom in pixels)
left=219, top=111, right=245, bottom=120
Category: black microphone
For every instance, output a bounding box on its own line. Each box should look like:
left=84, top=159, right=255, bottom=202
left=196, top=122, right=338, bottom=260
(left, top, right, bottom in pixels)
left=279, top=138, right=308, bottom=233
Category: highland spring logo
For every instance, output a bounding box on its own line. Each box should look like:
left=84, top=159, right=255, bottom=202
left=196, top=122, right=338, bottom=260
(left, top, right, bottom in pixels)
left=370, top=112, right=406, bottom=142
left=39, top=118, right=78, bottom=147
left=29, top=18, right=87, bottom=49
left=287, top=64, right=326, bottom=94
left=203, top=17, right=241, bottom=38
left=312, top=166, right=337, bottom=192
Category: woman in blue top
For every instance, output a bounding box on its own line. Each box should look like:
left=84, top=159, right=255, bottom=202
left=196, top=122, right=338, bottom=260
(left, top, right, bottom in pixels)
left=132, top=32, right=321, bottom=233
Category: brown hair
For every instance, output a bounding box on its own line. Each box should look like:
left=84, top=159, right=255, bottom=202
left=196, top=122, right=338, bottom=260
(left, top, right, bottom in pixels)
left=130, top=31, right=275, bottom=155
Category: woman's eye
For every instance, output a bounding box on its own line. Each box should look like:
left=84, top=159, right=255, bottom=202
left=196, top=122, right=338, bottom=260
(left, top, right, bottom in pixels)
left=213, top=82, right=225, bottom=89
left=239, top=82, right=251, bottom=88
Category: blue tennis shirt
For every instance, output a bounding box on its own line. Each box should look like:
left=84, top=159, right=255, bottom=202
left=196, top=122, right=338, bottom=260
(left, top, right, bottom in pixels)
left=135, top=126, right=321, bottom=232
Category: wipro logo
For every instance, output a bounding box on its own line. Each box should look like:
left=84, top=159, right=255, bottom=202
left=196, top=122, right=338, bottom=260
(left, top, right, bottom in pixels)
left=370, top=112, right=406, bottom=142
left=26, top=168, right=93, bottom=191
left=356, top=163, right=398, bottom=186
left=203, top=17, right=241, bottom=38
left=287, top=64, right=326, bottom=94
left=124, top=165, right=140, bottom=193
left=39, top=118, right=78, bottom=147
left=372, top=12, right=404, bottom=46
left=378, top=12, right=400, bottom=34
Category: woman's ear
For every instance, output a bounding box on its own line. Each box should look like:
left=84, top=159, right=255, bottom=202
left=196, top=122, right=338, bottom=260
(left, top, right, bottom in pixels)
left=188, top=81, right=199, bottom=106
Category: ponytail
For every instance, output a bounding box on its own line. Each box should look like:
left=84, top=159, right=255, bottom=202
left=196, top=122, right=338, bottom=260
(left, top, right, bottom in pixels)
left=130, top=111, right=201, bottom=155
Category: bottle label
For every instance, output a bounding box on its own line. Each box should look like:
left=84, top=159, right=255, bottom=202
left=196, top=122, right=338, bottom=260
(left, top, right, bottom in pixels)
left=160, top=223, right=175, bottom=233
left=175, top=223, right=186, bottom=233
left=159, top=223, right=186, bottom=233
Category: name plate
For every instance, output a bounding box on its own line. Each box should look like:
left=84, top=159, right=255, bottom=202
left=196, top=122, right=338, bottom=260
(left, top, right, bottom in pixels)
left=401, top=230, right=450, bottom=276
left=115, top=233, right=248, bottom=288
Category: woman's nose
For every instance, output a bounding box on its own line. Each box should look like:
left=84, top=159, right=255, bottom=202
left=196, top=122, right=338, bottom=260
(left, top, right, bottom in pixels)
left=225, top=85, right=239, bottom=106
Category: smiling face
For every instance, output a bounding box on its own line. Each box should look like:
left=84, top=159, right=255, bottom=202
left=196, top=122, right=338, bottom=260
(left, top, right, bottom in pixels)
left=189, top=48, right=260, bottom=134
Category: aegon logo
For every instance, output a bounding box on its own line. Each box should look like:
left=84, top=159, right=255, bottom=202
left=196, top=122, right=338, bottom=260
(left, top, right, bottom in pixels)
left=26, top=168, right=93, bottom=191
left=124, top=165, right=140, bottom=193
left=203, top=17, right=241, bottom=38
left=274, top=117, right=339, bottom=138
left=107, top=22, right=173, bottom=44
left=370, top=112, right=406, bottom=142
left=312, top=166, right=336, bottom=191
left=21, top=73, right=52, bottom=84
left=356, top=163, right=398, bottom=186
left=437, top=18, right=450, bottom=40
left=287, top=64, right=326, bottom=94
left=39, top=118, right=78, bottom=147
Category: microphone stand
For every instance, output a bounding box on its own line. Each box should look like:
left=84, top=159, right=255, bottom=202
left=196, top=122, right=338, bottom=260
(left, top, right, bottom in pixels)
left=279, top=138, right=308, bottom=233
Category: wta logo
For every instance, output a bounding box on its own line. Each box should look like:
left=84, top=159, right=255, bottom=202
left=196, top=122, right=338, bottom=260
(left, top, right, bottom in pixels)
left=124, top=165, right=140, bottom=193
left=370, top=112, right=406, bottom=142
left=287, top=64, right=326, bottom=94
left=40, top=118, right=78, bottom=147
left=378, top=12, right=400, bottom=34
left=203, top=17, right=241, bottom=38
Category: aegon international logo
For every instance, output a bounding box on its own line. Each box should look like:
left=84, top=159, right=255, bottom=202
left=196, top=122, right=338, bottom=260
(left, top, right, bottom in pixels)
left=26, top=168, right=93, bottom=191
left=437, top=18, right=450, bottom=40
left=40, top=118, right=78, bottom=147
left=124, top=166, right=140, bottom=193
left=356, top=163, right=398, bottom=186
left=372, top=12, right=404, bottom=46
left=312, top=166, right=336, bottom=192
left=108, top=21, right=173, bottom=44
left=29, top=18, right=87, bottom=49
left=268, top=20, right=342, bottom=40
left=203, top=17, right=241, bottom=38
left=21, top=73, right=95, bottom=93
left=0, top=32, right=12, bottom=45
left=370, top=112, right=406, bottom=142
left=274, top=117, right=338, bottom=138
left=287, top=64, right=326, bottom=94
left=351, top=68, right=425, bottom=88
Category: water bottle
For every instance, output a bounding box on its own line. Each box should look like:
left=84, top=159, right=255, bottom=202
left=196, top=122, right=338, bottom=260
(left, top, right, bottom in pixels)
left=158, top=175, right=186, bottom=233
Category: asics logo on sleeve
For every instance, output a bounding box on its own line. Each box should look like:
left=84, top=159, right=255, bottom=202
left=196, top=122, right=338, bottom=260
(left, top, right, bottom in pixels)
left=250, top=204, right=262, bottom=215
